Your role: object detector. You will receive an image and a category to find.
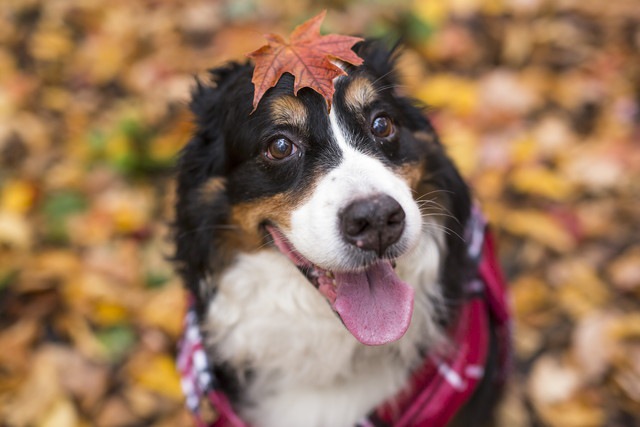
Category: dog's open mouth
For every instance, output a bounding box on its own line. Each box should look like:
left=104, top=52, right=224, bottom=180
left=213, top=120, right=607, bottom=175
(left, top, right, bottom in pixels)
left=266, top=225, right=414, bottom=346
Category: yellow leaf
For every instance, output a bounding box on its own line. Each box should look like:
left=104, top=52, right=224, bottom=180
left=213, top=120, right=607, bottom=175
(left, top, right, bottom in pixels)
left=510, top=167, right=573, bottom=200
left=412, top=0, right=448, bottom=26
left=473, top=169, right=506, bottom=201
left=539, top=398, right=605, bottom=427
left=105, top=133, right=130, bottom=163
left=481, top=0, right=505, bottom=15
left=79, top=37, right=130, bottom=84
left=93, top=301, right=129, bottom=326
left=416, top=75, right=478, bottom=116
left=511, top=275, right=552, bottom=318
left=439, top=125, right=478, bottom=177
left=139, top=283, right=186, bottom=338
left=511, top=135, right=539, bottom=165
left=552, top=260, right=611, bottom=319
left=29, top=27, right=73, bottom=61
left=608, top=313, right=640, bottom=341
left=1, top=180, right=36, bottom=214
left=149, top=118, right=194, bottom=162
left=42, top=87, right=71, bottom=112
left=38, top=397, right=78, bottom=427
left=130, top=354, right=183, bottom=400
left=500, top=209, right=575, bottom=252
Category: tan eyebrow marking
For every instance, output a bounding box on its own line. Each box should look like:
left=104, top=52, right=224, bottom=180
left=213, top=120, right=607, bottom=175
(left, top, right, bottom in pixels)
left=270, top=96, right=308, bottom=129
left=200, top=177, right=227, bottom=203
left=344, top=77, right=378, bottom=111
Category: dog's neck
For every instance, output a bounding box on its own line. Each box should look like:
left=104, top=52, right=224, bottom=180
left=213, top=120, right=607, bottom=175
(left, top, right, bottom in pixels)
left=201, top=227, right=446, bottom=427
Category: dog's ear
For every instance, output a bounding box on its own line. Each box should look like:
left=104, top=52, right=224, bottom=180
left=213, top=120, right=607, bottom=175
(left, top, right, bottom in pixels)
left=352, top=39, right=401, bottom=87
left=174, top=62, right=252, bottom=314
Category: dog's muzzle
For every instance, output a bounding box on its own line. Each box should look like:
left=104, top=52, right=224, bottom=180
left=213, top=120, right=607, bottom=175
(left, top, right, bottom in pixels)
left=339, top=194, right=405, bottom=256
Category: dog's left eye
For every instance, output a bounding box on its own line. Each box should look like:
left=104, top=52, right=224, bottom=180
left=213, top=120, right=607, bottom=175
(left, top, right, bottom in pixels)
left=265, top=137, right=298, bottom=161
left=371, top=114, right=395, bottom=138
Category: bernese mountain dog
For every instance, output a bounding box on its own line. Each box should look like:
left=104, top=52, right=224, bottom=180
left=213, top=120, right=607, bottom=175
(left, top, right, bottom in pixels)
left=173, top=40, right=509, bottom=427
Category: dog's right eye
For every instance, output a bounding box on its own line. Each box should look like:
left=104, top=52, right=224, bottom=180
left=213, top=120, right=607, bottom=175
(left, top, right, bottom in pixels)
left=265, top=137, right=298, bottom=161
left=371, top=114, right=395, bottom=139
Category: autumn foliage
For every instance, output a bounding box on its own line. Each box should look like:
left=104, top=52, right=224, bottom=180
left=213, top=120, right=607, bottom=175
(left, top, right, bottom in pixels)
left=1, top=1, right=639, bottom=427
left=248, top=11, right=364, bottom=112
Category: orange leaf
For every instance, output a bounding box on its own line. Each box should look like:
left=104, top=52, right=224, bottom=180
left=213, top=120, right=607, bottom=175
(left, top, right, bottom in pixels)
left=247, top=11, right=364, bottom=112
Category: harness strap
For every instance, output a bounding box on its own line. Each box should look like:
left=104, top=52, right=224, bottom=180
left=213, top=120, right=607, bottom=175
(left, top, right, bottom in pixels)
left=177, top=208, right=510, bottom=427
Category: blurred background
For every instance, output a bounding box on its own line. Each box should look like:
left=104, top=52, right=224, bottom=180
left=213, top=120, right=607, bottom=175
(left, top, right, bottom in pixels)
left=1, top=0, right=639, bottom=426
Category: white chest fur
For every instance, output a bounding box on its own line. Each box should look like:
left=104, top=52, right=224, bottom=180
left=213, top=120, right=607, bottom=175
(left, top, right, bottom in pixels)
left=204, top=231, right=445, bottom=427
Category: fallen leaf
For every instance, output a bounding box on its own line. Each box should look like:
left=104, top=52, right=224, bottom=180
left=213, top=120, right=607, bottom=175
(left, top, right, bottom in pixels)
left=417, top=74, right=478, bottom=116
left=0, top=320, right=39, bottom=373
left=38, top=396, right=78, bottom=427
left=511, top=275, right=553, bottom=321
left=248, top=11, right=364, bottom=112
left=607, top=246, right=640, bottom=292
left=0, top=179, right=36, bottom=214
left=139, top=282, right=185, bottom=338
left=495, top=379, right=531, bottom=427
left=536, top=395, right=605, bottom=427
left=608, top=313, right=640, bottom=341
left=2, top=346, right=64, bottom=427
left=55, top=348, right=110, bottom=412
left=549, top=259, right=611, bottom=319
left=572, top=312, right=617, bottom=382
left=528, top=354, right=581, bottom=405
left=499, top=208, right=576, bottom=252
left=0, top=211, right=32, bottom=250
left=128, top=353, right=183, bottom=400
left=611, top=344, right=640, bottom=409
left=513, top=320, right=544, bottom=359
left=510, top=166, right=574, bottom=201
left=438, top=123, right=479, bottom=176
left=96, top=396, right=140, bottom=427
left=96, top=325, right=137, bottom=361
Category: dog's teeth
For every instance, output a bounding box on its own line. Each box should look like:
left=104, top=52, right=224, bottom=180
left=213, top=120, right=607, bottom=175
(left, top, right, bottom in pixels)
left=325, top=271, right=334, bottom=279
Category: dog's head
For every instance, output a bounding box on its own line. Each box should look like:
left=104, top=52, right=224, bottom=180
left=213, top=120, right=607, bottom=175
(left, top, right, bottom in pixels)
left=174, top=40, right=471, bottom=346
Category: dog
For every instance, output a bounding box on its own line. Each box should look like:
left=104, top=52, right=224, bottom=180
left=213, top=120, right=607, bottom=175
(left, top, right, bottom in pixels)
left=173, top=40, right=510, bottom=427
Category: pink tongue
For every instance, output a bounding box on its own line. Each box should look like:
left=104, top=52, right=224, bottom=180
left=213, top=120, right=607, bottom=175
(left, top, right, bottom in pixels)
left=334, top=261, right=414, bottom=346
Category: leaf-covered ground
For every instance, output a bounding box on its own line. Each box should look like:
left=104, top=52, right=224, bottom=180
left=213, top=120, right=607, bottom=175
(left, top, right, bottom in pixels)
left=1, top=0, right=639, bottom=426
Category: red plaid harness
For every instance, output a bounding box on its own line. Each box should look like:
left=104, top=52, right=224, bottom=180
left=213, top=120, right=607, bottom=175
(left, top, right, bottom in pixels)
left=177, top=207, right=511, bottom=427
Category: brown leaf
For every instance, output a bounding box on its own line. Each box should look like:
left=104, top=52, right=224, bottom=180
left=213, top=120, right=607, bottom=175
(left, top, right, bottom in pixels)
left=607, top=246, right=640, bottom=292
left=528, top=354, right=581, bottom=406
left=248, top=11, right=364, bottom=112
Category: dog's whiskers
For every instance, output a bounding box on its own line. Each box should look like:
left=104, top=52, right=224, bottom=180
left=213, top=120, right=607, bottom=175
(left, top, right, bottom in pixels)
left=422, top=221, right=464, bottom=243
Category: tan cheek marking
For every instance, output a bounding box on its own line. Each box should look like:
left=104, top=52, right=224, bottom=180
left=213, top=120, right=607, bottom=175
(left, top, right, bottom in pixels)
left=228, top=193, right=296, bottom=251
left=397, top=163, right=424, bottom=192
left=408, top=160, right=452, bottom=227
left=232, top=194, right=292, bottom=231
left=227, top=171, right=321, bottom=252
left=270, top=96, right=308, bottom=129
left=344, top=77, right=377, bottom=112
left=200, top=177, right=227, bottom=204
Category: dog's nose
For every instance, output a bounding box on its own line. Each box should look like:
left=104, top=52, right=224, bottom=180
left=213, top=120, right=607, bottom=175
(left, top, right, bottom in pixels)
left=340, top=195, right=405, bottom=256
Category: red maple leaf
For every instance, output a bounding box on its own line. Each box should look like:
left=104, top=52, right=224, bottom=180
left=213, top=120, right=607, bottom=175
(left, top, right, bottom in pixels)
left=247, top=11, right=364, bottom=112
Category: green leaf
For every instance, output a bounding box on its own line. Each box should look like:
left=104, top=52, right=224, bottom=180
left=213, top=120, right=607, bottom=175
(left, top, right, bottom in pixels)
left=42, top=190, right=88, bottom=243
left=96, top=324, right=136, bottom=361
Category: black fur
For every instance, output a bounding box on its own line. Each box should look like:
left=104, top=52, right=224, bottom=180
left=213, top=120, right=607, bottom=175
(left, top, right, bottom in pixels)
left=173, top=39, right=494, bottom=423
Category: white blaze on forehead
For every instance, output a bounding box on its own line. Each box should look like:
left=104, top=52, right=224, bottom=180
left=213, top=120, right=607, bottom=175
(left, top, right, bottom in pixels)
left=287, top=107, right=423, bottom=270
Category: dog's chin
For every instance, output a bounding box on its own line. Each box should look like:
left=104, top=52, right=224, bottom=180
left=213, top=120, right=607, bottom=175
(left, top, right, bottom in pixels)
left=266, top=225, right=414, bottom=346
